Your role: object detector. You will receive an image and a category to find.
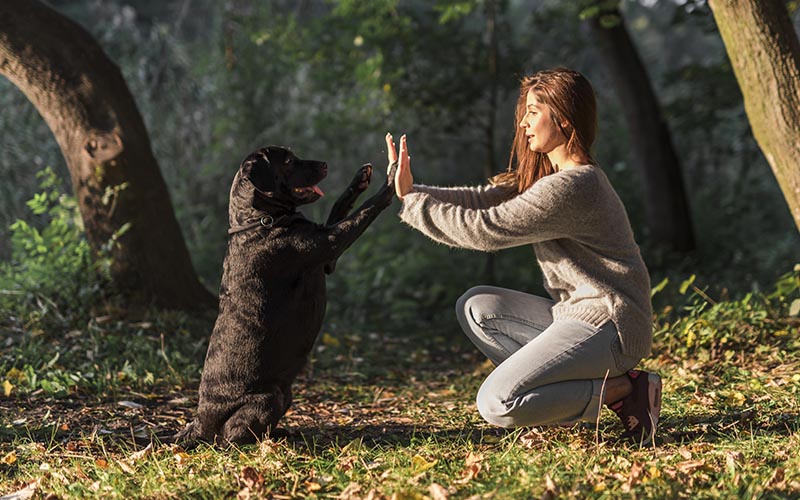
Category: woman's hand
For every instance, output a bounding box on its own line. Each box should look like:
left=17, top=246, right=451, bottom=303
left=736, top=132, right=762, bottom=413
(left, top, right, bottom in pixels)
left=385, top=132, right=413, bottom=200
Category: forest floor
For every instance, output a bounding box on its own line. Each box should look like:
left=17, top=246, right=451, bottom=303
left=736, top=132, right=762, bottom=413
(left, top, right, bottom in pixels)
left=1, top=306, right=799, bottom=499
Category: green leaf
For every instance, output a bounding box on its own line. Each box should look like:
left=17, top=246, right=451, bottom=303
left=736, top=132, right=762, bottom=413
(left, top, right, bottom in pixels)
left=651, top=277, right=669, bottom=298
left=679, top=274, right=696, bottom=295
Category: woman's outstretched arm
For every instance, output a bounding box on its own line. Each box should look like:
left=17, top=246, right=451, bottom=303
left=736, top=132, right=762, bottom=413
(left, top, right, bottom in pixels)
left=385, top=133, right=512, bottom=209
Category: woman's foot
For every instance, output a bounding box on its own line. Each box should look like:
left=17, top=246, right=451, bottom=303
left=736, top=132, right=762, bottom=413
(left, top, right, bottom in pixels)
left=608, top=370, right=662, bottom=445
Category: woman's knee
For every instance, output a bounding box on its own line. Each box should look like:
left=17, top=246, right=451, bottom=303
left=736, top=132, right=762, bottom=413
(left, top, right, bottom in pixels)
left=455, top=285, right=502, bottom=326
left=475, top=378, right=516, bottom=428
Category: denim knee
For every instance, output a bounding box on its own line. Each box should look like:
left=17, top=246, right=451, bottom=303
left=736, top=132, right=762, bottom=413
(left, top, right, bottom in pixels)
left=455, top=286, right=500, bottom=325
left=475, top=377, right=516, bottom=428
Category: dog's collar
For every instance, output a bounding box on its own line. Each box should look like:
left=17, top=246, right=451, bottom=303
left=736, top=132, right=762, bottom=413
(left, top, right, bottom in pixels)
left=228, top=213, right=299, bottom=235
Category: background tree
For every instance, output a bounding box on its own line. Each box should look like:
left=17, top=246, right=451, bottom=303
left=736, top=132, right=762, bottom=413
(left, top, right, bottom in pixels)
left=708, top=0, right=800, bottom=233
left=0, top=0, right=214, bottom=310
left=0, top=0, right=797, bottom=331
left=582, top=0, right=695, bottom=252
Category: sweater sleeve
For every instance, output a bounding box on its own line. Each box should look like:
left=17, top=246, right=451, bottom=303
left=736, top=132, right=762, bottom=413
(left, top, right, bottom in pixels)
left=411, top=183, right=513, bottom=209
left=398, top=170, right=593, bottom=251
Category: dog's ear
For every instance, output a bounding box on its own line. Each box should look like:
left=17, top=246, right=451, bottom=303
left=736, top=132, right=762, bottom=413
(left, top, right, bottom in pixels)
left=240, top=149, right=276, bottom=194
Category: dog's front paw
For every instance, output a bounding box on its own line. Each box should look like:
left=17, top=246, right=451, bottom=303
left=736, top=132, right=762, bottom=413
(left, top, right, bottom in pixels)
left=349, top=164, right=372, bottom=193
left=386, top=160, right=398, bottom=188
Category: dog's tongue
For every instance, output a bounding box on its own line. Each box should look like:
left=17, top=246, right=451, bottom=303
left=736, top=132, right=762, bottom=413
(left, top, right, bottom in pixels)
left=312, top=185, right=324, bottom=197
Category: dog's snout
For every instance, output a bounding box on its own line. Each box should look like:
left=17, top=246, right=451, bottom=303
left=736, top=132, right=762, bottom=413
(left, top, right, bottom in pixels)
left=321, top=163, right=328, bottom=173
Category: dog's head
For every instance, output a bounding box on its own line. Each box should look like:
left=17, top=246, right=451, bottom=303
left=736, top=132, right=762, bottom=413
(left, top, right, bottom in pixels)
left=230, top=146, right=327, bottom=223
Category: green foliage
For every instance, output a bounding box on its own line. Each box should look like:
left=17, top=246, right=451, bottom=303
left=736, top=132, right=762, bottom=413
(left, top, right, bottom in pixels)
left=0, top=168, right=109, bottom=330
left=1, top=313, right=210, bottom=398
left=1, top=268, right=799, bottom=498
left=653, top=265, right=800, bottom=358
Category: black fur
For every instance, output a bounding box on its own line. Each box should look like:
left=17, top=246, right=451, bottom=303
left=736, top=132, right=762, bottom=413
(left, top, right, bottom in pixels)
left=175, top=146, right=395, bottom=446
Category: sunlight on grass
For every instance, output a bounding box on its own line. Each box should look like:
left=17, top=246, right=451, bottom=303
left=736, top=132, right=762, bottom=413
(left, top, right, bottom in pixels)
left=1, top=269, right=799, bottom=498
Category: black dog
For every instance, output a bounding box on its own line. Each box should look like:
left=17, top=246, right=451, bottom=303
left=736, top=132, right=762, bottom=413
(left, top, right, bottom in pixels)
left=175, top=146, right=395, bottom=445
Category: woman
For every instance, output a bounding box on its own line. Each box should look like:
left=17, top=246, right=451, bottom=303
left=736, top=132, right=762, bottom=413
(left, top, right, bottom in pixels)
left=385, top=68, right=661, bottom=444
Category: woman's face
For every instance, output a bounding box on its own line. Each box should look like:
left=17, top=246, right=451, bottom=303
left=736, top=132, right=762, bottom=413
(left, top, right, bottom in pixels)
left=519, top=90, right=566, bottom=154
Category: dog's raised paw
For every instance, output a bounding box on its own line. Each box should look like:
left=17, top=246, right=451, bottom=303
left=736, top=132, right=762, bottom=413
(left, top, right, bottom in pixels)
left=351, top=163, right=373, bottom=192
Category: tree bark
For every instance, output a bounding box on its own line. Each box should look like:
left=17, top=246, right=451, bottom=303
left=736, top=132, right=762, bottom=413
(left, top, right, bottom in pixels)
left=584, top=5, right=696, bottom=252
left=0, top=0, right=215, bottom=310
left=708, top=0, right=800, bottom=233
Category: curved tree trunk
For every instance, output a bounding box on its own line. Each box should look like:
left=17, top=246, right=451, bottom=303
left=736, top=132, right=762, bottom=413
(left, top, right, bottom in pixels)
left=0, top=0, right=215, bottom=310
left=584, top=5, right=696, bottom=252
left=709, top=0, right=800, bottom=233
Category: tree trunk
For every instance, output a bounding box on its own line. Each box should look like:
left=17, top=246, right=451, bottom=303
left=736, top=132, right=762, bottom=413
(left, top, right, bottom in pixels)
left=584, top=5, right=696, bottom=252
left=0, top=0, right=215, bottom=310
left=708, top=0, right=800, bottom=233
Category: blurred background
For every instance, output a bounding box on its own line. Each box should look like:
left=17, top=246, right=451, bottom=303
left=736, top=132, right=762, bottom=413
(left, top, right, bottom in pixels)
left=1, top=0, right=798, bottom=336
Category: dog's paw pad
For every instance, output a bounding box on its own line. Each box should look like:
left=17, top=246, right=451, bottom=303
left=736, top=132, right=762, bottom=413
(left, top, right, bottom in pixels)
left=353, top=164, right=372, bottom=191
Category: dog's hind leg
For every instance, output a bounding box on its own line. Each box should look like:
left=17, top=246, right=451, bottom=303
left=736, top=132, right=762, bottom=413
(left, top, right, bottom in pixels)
left=218, top=387, right=287, bottom=445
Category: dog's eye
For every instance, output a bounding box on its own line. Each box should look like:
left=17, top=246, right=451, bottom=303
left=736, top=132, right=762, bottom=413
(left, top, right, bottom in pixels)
left=284, top=157, right=292, bottom=165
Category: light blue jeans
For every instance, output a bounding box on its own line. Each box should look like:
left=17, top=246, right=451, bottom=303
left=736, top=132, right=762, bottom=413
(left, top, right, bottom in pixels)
left=456, top=285, right=640, bottom=427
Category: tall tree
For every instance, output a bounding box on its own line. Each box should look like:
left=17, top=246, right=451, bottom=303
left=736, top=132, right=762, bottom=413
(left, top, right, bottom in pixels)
left=0, top=0, right=215, bottom=310
left=583, top=1, right=696, bottom=252
left=708, top=0, right=800, bottom=233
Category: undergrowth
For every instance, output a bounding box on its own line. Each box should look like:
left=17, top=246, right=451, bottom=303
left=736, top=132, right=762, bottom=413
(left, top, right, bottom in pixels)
left=1, top=265, right=798, bottom=499
left=1, top=170, right=799, bottom=499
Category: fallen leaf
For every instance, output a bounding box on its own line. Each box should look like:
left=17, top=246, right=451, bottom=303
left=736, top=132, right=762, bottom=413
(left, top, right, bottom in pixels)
left=3, top=379, right=13, bottom=397
left=118, top=400, right=144, bottom=409
left=95, top=458, right=109, bottom=469
left=339, top=455, right=357, bottom=475
left=621, top=462, right=644, bottom=493
left=174, top=451, right=190, bottom=465
left=540, top=474, right=558, bottom=500
left=2, top=451, right=17, bottom=465
left=390, top=491, right=426, bottom=500
left=116, top=459, right=135, bottom=474
left=304, top=481, right=322, bottom=492
left=726, top=451, right=743, bottom=473
left=520, top=428, right=547, bottom=448
left=128, top=442, right=153, bottom=462
left=1, top=478, right=41, bottom=500
left=454, top=462, right=482, bottom=485
left=768, top=467, right=786, bottom=489
left=411, top=454, right=437, bottom=473
left=339, top=482, right=362, bottom=500
left=322, top=332, right=341, bottom=347
left=240, top=466, right=264, bottom=489
left=237, top=466, right=265, bottom=500
left=676, top=460, right=707, bottom=474
left=429, top=483, right=449, bottom=500
left=465, top=451, right=483, bottom=467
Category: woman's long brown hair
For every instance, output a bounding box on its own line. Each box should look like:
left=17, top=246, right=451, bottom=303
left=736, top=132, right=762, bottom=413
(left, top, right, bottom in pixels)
left=491, top=68, right=598, bottom=193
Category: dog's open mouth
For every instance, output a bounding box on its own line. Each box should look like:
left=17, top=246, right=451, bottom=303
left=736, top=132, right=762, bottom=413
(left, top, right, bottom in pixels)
left=292, top=185, right=324, bottom=198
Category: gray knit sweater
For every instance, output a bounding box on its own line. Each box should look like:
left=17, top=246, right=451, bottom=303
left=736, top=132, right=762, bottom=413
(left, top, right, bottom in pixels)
left=398, top=165, right=653, bottom=358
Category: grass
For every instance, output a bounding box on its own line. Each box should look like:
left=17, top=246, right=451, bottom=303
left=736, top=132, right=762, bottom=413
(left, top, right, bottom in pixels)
left=1, top=278, right=799, bottom=499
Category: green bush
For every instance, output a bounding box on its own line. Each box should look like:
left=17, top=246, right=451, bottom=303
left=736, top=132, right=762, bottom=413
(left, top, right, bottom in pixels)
left=0, top=168, right=110, bottom=330
left=652, top=265, right=800, bottom=360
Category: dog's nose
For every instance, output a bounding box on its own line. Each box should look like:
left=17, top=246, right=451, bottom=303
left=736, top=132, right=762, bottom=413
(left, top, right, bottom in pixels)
left=321, top=163, right=328, bottom=173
